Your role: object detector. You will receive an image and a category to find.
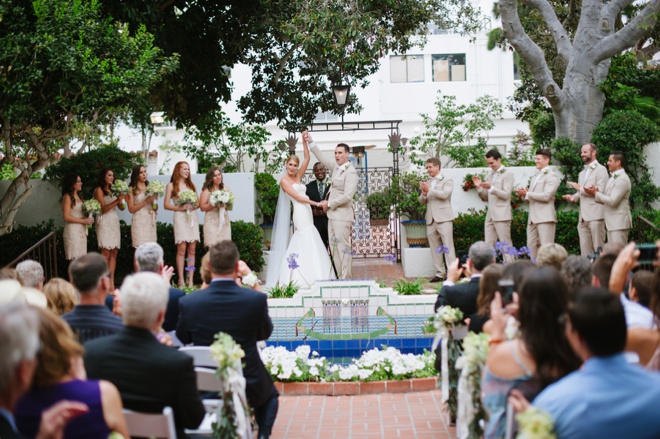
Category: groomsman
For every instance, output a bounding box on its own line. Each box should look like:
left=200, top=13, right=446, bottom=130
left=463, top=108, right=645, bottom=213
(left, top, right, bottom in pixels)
left=473, top=149, right=515, bottom=261
left=515, top=149, right=560, bottom=259
left=584, top=151, right=632, bottom=246
left=419, top=158, right=456, bottom=282
left=306, top=162, right=331, bottom=251
left=563, top=143, right=608, bottom=256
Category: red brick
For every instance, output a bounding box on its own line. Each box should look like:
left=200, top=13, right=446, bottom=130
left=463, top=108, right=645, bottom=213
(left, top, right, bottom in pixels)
left=273, top=382, right=284, bottom=394
left=333, top=382, right=360, bottom=395
left=359, top=380, right=386, bottom=395
left=411, top=377, right=438, bottom=392
left=385, top=380, right=412, bottom=393
left=281, top=382, right=309, bottom=395
left=307, top=382, right=334, bottom=395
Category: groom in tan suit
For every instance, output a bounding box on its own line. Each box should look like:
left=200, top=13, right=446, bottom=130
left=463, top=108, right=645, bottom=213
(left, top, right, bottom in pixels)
left=584, top=151, right=632, bottom=246
left=419, top=158, right=456, bottom=282
left=307, top=132, right=359, bottom=279
left=515, top=149, right=560, bottom=259
left=473, top=149, right=515, bottom=261
left=563, top=143, right=608, bottom=256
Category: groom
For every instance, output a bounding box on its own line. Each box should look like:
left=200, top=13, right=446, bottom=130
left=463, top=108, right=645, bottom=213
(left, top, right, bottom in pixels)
left=306, top=131, right=359, bottom=279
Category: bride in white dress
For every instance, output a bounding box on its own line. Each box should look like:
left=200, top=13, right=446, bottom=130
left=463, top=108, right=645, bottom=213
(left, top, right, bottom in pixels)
left=265, top=136, right=335, bottom=288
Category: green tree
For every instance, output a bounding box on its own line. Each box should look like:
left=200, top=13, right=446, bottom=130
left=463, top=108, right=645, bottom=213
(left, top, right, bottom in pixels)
left=408, top=92, right=503, bottom=168
left=0, top=0, right=177, bottom=236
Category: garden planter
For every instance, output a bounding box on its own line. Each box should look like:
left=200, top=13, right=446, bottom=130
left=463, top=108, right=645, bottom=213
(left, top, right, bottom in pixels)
left=370, top=218, right=390, bottom=227
left=274, top=377, right=438, bottom=396
left=401, top=220, right=429, bottom=247
left=259, top=223, right=273, bottom=250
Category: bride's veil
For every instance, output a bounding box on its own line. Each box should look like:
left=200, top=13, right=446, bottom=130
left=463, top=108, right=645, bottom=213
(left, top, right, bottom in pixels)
left=265, top=173, right=291, bottom=287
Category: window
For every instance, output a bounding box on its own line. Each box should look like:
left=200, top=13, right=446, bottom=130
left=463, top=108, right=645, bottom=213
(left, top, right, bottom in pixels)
left=390, top=55, right=425, bottom=83
left=313, top=111, right=339, bottom=123
left=432, top=54, right=466, bottom=82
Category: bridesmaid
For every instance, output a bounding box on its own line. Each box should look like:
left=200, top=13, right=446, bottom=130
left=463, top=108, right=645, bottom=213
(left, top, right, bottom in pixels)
left=164, top=161, right=200, bottom=288
left=200, top=166, right=232, bottom=248
left=61, top=174, right=94, bottom=260
left=93, top=168, right=125, bottom=289
left=127, top=165, right=157, bottom=248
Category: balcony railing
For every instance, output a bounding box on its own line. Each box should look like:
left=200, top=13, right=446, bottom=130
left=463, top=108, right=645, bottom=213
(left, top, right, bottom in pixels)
left=4, top=232, right=58, bottom=281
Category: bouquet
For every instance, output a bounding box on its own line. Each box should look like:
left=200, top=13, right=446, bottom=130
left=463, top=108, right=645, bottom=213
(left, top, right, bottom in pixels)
left=146, top=180, right=166, bottom=210
left=210, top=189, right=235, bottom=210
left=82, top=199, right=101, bottom=229
left=177, top=190, right=198, bottom=219
left=110, top=180, right=129, bottom=209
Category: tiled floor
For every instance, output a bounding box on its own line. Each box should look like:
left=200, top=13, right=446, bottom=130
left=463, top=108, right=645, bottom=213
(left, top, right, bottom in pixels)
left=271, top=389, right=454, bottom=439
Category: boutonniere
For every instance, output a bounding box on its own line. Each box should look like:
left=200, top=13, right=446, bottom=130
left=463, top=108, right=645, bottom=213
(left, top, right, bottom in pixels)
left=498, top=168, right=506, bottom=175
left=613, top=173, right=620, bottom=180
left=543, top=169, right=549, bottom=175
left=437, top=174, right=445, bottom=181
left=338, top=163, right=350, bottom=174
left=589, top=163, right=597, bottom=170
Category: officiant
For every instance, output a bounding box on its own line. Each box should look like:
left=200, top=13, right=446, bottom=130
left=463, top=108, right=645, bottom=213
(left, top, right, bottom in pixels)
left=306, top=162, right=331, bottom=251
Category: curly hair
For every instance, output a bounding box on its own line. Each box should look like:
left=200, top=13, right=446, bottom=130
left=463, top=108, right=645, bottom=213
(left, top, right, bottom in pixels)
left=203, top=166, right=224, bottom=192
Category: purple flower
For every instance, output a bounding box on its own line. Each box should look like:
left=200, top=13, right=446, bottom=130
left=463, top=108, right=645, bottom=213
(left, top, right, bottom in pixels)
left=185, top=265, right=196, bottom=272
left=436, top=245, right=450, bottom=255
left=383, top=254, right=396, bottom=263
left=287, top=253, right=299, bottom=270
left=494, top=241, right=504, bottom=254
left=504, top=244, right=519, bottom=256
left=343, top=248, right=357, bottom=256
left=517, top=246, right=530, bottom=257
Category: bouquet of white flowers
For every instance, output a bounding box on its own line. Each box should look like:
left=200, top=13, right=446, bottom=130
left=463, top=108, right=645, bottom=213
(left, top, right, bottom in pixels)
left=177, top=190, right=198, bottom=220
left=110, top=180, right=129, bottom=209
left=145, top=180, right=165, bottom=210
left=82, top=199, right=101, bottom=229
left=210, top=189, right=235, bottom=209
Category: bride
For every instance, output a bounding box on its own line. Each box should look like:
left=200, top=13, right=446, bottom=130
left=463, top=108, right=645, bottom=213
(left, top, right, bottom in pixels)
left=265, top=135, right=335, bottom=288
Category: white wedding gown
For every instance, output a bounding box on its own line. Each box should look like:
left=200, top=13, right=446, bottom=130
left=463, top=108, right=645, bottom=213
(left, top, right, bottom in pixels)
left=273, top=183, right=335, bottom=288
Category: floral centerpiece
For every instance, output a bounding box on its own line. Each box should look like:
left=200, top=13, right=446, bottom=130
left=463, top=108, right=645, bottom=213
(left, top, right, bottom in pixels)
left=177, top=189, right=198, bottom=221
left=516, top=407, right=557, bottom=439
left=146, top=180, right=165, bottom=210
left=210, top=189, right=235, bottom=210
left=210, top=332, right=252, bottom=439
left=110, top=180, right=129, bottom=209
left=456, top=332, right=490, bottom=439
left=82, top=199, right=101, bottom=229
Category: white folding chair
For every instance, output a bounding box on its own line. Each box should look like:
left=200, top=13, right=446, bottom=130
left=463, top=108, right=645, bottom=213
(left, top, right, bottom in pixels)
left=179, top=346, right=218, bottom=368
left=123, top=406, right=177, bottom=439
left=195, top=367, right=222, bottom=393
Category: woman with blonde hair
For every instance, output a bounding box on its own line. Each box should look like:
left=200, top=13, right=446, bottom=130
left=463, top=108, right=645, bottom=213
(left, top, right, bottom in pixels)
left=43, top=278, right=78, bottom=315
left=164, top=161, right=200, bottom=287
left=14, top=308, right=128, bottom=438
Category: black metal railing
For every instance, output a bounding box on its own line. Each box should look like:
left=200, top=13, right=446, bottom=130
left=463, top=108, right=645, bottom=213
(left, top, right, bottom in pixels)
left=4, top=232, right=58, bottom=280
left=636, top=215, right=659, bottom=243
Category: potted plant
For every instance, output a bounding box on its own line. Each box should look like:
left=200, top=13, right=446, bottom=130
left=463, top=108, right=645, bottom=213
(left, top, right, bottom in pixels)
left=254, top=172, right=280, bottom=249
left=392, top=171, right=428, bottom=247
left=365, top=188, right=393, bottom=226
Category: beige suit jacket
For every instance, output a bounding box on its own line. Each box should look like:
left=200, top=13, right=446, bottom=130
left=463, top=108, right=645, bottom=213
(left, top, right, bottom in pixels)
left=311, top=143, right=359, bottom=222
left=526, top=169, right=559, bottom=224
left=477, top=168, right=514, bottom=222
left=572, top=163, right=608, bottom=222
left=419, top=176, right=454, bottom=225
left=595, top=171, right=632, bottom=231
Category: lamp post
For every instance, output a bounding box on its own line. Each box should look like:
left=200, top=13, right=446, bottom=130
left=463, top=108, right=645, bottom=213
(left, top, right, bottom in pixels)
left=332, top=83, right=350, bottom=126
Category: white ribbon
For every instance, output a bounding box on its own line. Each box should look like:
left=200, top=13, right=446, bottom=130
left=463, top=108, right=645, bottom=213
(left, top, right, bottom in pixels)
left=432, top=327, right=450, bottom=403
left=218, top=362, right=252, bottom=439
left=218, top=206, right=226, bottom=232
left=456, top=358, right=474, bottom=439
left=186, top=209, right=193, bottom=228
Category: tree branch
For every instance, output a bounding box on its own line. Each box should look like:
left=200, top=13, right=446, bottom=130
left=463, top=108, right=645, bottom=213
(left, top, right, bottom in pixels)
left=272, top=46, right=298, bottom=87
left=603, top=0, right=636, bottom=23
left=521, top=0, right=572, bottom=64
left=595, top=0, right=660, bottom=63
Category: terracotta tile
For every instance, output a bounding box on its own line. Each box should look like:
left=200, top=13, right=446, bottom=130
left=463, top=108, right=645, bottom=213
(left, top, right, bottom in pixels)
left=307, top=382, right=334, bottom=396
left=412, top=377, right=438, bottom=392
left=333, top=381, right=360, bottom=395
left=281, top=382, right=309, bottom=395
left=360, top=381, right=387, bottom=394
left=386, top=380, right=412, bottom=393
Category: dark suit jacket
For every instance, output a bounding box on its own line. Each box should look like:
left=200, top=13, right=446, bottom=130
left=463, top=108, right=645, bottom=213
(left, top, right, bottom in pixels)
left=163, top=287, right=185, bottom=332
left=306, top=179, right=330, bottom=249
left=176, top=279, right=275, bottom=408
left=0, top=414, right=26, bottom=439
left=434, top=277, right=481, bottom=317
left=83, top=326, right=205, bottom=438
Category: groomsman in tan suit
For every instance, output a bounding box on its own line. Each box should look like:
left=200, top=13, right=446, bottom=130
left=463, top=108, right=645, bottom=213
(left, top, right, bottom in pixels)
left=584, top=151, right=632, bottom=246
left=563, top=143, right=608, bottom=256
left=515, top=149, right=560, bottom=259
left=473, top=149, right=515, bottom=261
left=307, top=132, right=359, bottom=279
left=419, top=158, right=456, bottom=283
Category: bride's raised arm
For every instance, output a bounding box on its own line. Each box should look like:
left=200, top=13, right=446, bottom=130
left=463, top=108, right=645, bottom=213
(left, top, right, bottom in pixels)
left=298, top=133, right=311, bottom=178
left=281, top=178, right=320, bottom=208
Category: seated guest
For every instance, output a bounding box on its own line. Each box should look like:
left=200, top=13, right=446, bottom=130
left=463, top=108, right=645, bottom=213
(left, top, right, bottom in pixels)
left=16, top=260, right=45, bottom=289
left=199, top=251, right=212, bottom=289
left=62, top=253, right=122, bottom=343
left=0, top=302, right=89, bottom=439
left=43, top=278, right=78, bottom=316
left=535, top=243, right=567, bottom=271
left=513, top=287, right=660, bottom=439
left=630, top=270, right=653, bottom=309
left=84, top=273, right=205, bottom=438
left=134, top=242, right=185, bottom=331
left=177, top=240, right=277, bottom=439
left=482, top=267, right=581, bottom=439
left=0, top=267, right=18, bottom=280
left=435, top=241, right=495, bottom=316
left=468, top=264, right=503, bottom=333
left=15, top=308, right=128, bottom=439
left=560, top=255, right=591, bottom=299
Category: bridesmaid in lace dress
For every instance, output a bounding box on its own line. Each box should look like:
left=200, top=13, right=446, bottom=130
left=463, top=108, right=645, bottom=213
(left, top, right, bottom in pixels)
left=62, top=174, right=94, bottom=261
left=127, top=165, right=157, bottom=248
left=200, top=166, right=232, bottom=248
left=164, top=161, right=200, bottom=288
left=93, top=168, right=125, bottom=289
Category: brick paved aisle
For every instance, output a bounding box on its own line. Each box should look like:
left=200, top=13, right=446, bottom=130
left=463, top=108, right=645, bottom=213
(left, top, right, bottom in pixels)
left=271, top=389, right=455, bottom=439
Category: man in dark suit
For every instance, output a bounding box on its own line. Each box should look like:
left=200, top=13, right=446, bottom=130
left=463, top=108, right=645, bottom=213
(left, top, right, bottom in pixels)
left=306, top=162, right=331, bottom=251
left=134, top=242, right=185, bottom=331
left=84, top=273, right=205, bottom=438
left=434, top=240, right=495, bottom=316
left=176, top=240, right=278, bottom=439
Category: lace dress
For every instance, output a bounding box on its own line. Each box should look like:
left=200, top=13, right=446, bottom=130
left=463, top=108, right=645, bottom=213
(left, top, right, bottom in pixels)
left=203, top=204, right=231, bottom=247
left=63, top=199, right=87, bottom=260
left=96, top=194, right=121, bottom=250
left=131, top=191, right=157, bottom=248
left=173, top=196, right=200, bottom=244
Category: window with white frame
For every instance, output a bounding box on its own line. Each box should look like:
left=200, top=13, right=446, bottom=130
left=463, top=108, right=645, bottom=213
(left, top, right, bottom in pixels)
left=390, top=55, right=425, bottom=83
left=432, top=54, right=466, bottom=82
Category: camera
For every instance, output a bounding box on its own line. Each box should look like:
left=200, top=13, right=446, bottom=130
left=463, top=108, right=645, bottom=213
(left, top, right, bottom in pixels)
left=637, top=243, right=658, bottom=265
left=458, top=252, right=468, bottom=268
left=498, top=279, right=515, bottom=306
